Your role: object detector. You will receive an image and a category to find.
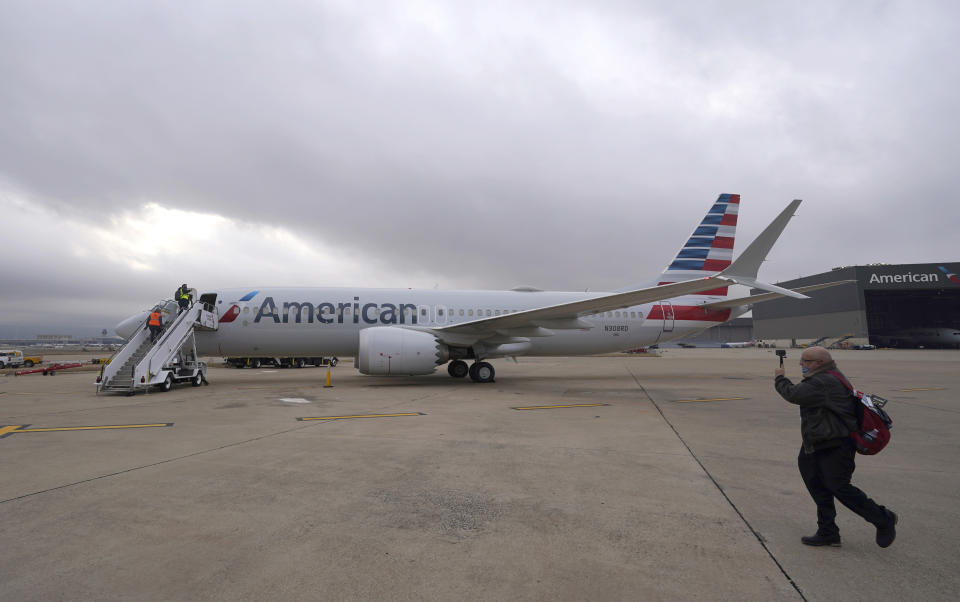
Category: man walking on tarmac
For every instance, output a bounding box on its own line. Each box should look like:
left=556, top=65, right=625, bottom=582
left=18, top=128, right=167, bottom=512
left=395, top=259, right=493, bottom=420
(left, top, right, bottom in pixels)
left=147, top=307, right=163, bottom=343
left=775, top=346, right=898, bottom=548
left=176, top=284, right=192, bottom=314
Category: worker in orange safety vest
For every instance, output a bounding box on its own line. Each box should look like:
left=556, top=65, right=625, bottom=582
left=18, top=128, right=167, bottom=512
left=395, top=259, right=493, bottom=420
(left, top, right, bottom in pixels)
left=148, top=308, right=163, bottom=342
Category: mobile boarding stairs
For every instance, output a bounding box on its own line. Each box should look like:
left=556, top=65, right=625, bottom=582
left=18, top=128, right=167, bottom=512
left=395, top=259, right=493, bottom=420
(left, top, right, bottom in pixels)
left=97, top=300, right=218, bottom=395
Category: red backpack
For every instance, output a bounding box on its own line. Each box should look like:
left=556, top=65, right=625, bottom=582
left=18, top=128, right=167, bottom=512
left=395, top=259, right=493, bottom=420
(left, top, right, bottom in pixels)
left=828, top=370, right=893, bottom=455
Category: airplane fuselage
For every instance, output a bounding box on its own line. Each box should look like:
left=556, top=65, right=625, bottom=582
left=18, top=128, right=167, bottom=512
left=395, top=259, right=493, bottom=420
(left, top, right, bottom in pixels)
left=196, top=287, right=738, bottom=358
left=872, top=328, right=960, bottom=349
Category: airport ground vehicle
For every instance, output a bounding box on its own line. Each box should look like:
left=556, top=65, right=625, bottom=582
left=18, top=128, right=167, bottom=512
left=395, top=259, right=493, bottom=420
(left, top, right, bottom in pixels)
left=97, top=300, right=214, bottom=395
left=23, top=354, right=43, bottom=367
left=225, top=356, right=339, bottom=369
left=154, top=355, right=208, bottom=391
left=0, top=350, right=25, bottom=369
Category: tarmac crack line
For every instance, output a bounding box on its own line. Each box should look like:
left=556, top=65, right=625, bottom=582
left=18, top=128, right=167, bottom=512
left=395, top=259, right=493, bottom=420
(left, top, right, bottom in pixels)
left=626, top=365, right=808, bottom=602
left=0, top=419, right=334, bottom=506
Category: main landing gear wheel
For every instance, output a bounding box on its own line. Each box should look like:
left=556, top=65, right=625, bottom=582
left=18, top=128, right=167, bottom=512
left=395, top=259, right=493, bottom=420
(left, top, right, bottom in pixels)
left=469, top=361, right=495, bottom=383
left=447, top=360, right=469, bottom=378
left=294, top=358, right=306, bottom=369
left=250, top=358, right=262, bottom=369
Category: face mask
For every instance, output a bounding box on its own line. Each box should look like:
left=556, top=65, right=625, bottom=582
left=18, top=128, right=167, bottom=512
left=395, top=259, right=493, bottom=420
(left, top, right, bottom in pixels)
left=801, top=366, right=810, bottom=374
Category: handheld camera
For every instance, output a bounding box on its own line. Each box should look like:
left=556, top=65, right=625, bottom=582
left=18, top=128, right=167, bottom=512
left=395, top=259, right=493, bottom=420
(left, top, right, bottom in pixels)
left=775, top=349, right=786, bottom=367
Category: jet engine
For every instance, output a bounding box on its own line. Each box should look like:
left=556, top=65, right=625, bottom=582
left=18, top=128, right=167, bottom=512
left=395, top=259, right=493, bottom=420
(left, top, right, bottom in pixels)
left=357, top=327, right=450, bottom=375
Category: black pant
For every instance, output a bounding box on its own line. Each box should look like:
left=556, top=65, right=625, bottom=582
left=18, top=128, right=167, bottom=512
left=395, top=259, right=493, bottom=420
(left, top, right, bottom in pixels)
left=149, top=325, right=161, bottom=342
left=178, top=299, right=189, bottom=313
left=798, top=439, right=889, bottom=536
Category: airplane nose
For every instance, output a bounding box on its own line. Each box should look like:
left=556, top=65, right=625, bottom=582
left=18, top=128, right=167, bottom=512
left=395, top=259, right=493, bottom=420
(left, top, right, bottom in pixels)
left=115, top=311, right=149, bottom=340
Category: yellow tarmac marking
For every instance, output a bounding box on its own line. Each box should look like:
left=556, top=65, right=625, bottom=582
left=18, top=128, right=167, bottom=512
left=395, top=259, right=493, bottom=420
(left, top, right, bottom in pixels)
left=1, top=423, right=173, bottom=438
left=674, top=397, right=747, bottom=403
left=897, top=387, right=944, bottom=392
left=512, top=403, right=609, bottom=410
left=0, top=425, right=22, bottom=438
left=297, top=413, right=425, bottom=421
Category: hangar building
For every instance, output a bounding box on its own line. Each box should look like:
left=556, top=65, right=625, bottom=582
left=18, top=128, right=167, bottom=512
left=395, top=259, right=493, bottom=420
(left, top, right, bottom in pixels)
left=752, top=262, right=960, bottom=348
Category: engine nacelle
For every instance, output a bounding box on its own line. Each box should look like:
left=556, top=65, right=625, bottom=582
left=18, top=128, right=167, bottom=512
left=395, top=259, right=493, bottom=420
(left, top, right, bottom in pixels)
left=357, top=327, right=450, bottom=375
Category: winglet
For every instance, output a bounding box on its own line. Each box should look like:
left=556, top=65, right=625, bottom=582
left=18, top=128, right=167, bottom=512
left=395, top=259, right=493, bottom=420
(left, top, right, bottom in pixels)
left=700, top=279, right=855, bottom=309
left=718, top=276, right=810, bottom=299
left=717, top=199, right=807, bottom=299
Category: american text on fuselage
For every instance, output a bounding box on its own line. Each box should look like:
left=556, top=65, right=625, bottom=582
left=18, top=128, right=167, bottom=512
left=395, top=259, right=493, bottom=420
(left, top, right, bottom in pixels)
left=252, top=296, right=647, bottom=326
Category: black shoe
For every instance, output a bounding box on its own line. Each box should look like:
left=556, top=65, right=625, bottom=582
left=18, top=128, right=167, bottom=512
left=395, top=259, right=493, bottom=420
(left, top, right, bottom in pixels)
left=801, top=533, right=841, bottom=547
left=876, top=511, right=898, bottom=548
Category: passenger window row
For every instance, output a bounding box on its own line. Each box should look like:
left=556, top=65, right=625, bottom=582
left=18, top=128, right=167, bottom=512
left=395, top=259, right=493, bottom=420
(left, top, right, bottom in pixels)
left=327, top=306, right=641, bottom=322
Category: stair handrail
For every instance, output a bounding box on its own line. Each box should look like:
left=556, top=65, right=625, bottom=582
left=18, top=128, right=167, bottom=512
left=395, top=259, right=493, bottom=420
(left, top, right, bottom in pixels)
left=98, top=327, right=150, bottom=391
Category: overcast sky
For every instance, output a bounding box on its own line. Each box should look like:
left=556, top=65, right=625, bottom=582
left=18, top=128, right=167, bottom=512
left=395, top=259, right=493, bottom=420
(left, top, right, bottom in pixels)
left=1, top=0, right=958, bottom=337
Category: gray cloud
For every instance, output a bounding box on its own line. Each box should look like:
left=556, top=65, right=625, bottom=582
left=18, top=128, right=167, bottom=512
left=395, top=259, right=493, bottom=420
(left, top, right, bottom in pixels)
left=1, top=0, right=958, bottom=336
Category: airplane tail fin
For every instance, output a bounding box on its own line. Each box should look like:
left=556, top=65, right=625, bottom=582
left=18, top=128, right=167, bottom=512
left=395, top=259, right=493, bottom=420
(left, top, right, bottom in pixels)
left=655, top=193, right=740, bottom=296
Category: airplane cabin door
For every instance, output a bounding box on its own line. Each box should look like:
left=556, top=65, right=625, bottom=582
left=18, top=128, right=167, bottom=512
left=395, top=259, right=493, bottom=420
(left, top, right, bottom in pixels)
left=662, top=301, right=675, bottom=333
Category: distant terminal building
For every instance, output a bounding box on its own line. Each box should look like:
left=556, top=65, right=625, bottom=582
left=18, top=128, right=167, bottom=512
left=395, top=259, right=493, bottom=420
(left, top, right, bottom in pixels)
left=752, top=262, right=960, bottom=348
left=36, top=334, right=73, bottom=342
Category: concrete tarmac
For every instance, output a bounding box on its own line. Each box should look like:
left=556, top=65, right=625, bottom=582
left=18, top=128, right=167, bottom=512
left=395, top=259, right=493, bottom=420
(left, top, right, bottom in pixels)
left=1, top=349, right=957, bottom=601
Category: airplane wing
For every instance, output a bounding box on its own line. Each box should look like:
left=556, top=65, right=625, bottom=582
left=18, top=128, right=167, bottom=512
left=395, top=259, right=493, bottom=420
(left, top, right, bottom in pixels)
left=421, top=199, right=808, bottom=347
left=697, top=280, right=856, bottom=310
left=433, top=274, right=738, bottom=341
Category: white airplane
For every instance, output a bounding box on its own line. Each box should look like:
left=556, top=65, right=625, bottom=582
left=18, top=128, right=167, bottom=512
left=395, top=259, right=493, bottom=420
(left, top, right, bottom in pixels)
left=872, top=328, right=960, bottom=349
left=115, top=195, right=846, bottom=383
left=720, top=341, right=755, bottom=348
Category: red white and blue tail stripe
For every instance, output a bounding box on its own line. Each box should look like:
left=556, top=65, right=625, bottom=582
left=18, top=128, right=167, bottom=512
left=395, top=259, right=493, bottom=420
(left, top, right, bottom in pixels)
left=658, top=193, right=739, bottom=295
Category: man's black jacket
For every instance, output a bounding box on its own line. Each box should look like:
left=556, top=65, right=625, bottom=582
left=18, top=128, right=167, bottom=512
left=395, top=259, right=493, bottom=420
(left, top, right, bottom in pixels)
left=775, top=360, right=858, bottom=453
